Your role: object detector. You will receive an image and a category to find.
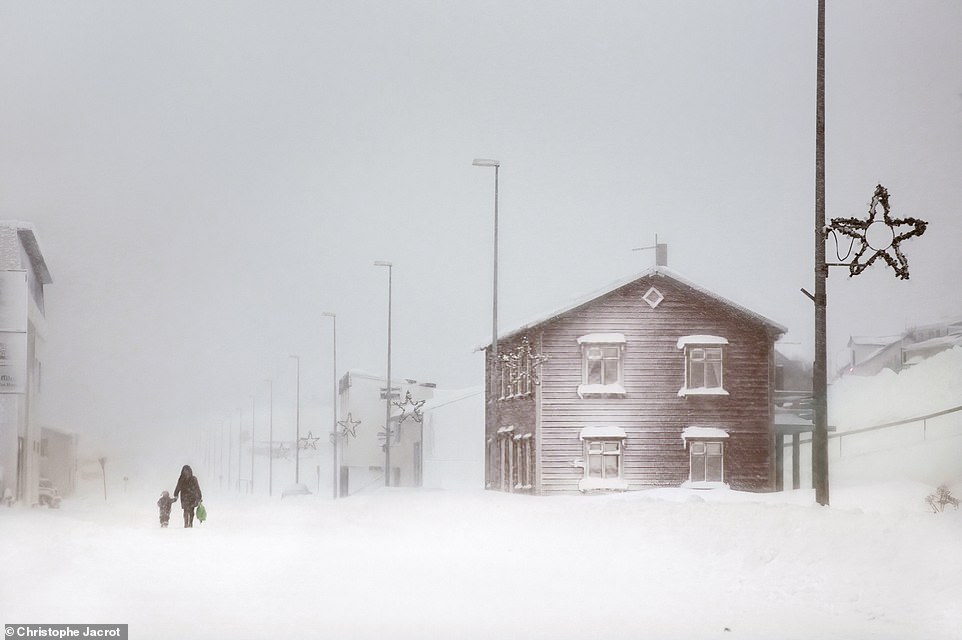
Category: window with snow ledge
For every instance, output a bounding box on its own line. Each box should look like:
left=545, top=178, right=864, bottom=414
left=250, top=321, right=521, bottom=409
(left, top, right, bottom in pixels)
left=578, top=333, right=625, bottom=398
left=681, top=427, right=728, bottom=486
left=578, top=427, right=628, bottom=492
left=676, top=335, right=728, bottom=397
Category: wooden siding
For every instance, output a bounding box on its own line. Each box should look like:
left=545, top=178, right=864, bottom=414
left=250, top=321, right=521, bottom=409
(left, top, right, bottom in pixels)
left=487, top=273, right=780, bottom=495
left=484, top=334, right=538, bottom=492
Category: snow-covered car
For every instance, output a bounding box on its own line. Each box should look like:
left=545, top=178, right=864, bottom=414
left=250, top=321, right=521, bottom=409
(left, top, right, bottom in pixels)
left=38, top=478, right=62, bottom=508
left=280, top=483, right=311, bottom=499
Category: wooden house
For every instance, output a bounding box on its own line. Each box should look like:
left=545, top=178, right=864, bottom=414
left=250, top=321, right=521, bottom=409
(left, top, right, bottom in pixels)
left=484, top=265, right=786, bottom=495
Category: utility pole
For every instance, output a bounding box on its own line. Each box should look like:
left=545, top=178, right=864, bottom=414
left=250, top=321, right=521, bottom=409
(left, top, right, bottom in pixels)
left=812, top=0, right=830, bottom=506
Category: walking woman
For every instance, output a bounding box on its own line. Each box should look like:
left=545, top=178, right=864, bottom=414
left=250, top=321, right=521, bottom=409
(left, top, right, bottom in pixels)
left=173, top=464, right=203, bottom=528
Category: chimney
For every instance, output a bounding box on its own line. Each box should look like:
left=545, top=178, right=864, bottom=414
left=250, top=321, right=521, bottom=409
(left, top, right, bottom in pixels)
left=655, top=243, right=668, bottom=267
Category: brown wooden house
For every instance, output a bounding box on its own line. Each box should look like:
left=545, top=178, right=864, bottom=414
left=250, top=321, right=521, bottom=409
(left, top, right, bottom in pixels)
left=484, top=265, right=786, bottom=495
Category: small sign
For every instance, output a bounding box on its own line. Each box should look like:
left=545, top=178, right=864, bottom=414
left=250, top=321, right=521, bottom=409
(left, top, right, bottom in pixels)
left=0, top=331, right=27, bottom=394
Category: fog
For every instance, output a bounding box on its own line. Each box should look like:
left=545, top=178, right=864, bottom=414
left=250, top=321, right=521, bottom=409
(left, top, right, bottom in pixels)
left=1, top=1, right=960, bottom=470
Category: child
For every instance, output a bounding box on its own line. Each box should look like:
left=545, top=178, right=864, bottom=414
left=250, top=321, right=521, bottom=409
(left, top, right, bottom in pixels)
left=157, top=490, right=177, bottom=527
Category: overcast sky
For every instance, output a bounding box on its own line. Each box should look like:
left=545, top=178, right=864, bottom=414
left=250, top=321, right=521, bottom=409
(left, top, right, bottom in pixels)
left=1, top=1, right=960, bottom=461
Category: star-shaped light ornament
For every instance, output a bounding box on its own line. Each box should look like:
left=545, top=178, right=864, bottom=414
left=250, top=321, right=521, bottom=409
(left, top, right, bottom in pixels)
left=336, top=413, right=361, bottom=439
left=298, top=431, right=320, bottom=450
left=499, top=336, right=549, bottom=387
left=377, top=426, right=398, bottom=450
left=391, top=391, right=425, bottom=425
left=829, top=184, right=927, bottom=280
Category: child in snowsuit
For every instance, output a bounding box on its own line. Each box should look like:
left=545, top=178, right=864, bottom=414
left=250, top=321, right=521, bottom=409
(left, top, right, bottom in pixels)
left=157, top=490, right=177, bottom=527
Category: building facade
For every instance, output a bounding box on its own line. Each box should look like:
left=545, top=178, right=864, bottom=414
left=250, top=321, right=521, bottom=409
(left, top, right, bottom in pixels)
left=0, top=221, right=53, bottom=505
left=483, top=266, right=786, bottom=495
left=336, top=371, right=436, bottom=494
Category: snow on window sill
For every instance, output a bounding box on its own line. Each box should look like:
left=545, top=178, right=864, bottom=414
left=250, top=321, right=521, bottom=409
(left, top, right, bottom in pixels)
left=677, top=387, right=729, bottom=397
left=578, top=384, right=626, bottom=399
left=681, top=481, right=730, bottom=490
left=579, top=478, right=629, bottom=492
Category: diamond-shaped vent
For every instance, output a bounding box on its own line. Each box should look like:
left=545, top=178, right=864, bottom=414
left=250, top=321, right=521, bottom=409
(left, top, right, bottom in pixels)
left=643, top=287, right=664, bottom=309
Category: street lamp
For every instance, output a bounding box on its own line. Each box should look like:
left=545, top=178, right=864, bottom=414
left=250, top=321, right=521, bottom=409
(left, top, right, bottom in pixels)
left=473, top=158, right=500, bottom=476
left=266, top=378, right=274, bottom=497
left=374, top=260, right=393, bottom=487
left=322, top=311, right=338, bottom=499
left=290, top=355, right=301, bottom=484
left=236, top=407, right=242, bottom=492
left=250, top=395, right=255, bottom=495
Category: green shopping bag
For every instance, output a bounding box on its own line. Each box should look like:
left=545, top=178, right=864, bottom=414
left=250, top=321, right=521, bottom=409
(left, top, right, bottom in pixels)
left=195, top=503, right=207, bottom=523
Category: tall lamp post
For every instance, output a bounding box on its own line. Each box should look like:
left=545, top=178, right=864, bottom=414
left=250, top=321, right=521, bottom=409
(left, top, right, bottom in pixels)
left=322, top=311, right=339, bottom=499
left=227, top=414, right=233, bottom=491
left=374, top=260, right=393, bottom=487
left=250, top=395, right=256, bottom=494
left=290, top=355, right=301, bottom=484
left=473, top=158, right=500, bottom=467
left=237, top=407, right=243, bottom=492
left=266, top=378, right=274, bottom=497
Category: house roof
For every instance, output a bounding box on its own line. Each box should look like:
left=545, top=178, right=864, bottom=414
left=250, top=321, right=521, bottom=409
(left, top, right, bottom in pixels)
left=1, top=221, right=52, bottom=284
left=481, top=266, right=786, bottom=349
left=847, top=335, right=903, bottom=348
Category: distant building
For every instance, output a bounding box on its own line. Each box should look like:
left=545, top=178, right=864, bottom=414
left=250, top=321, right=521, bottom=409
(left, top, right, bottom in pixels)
left=842, top=317, right=962, bottom=377
left=0, top=221, right=54, bottom=505
left=40, top=425, right=78, bottom=498
left=481, top=265, right=786, bottom=495
left=336, top=371, right=436, bottom=494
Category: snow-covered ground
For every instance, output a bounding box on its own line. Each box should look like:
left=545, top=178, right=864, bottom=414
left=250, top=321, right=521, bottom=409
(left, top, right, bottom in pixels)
left=1, top=349, right=960, bottom=639
left=1, top=483, right=960, bottom=639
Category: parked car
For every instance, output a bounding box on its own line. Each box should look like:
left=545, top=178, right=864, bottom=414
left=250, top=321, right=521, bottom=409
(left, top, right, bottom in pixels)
left=38, top=478, right=62, bottom=508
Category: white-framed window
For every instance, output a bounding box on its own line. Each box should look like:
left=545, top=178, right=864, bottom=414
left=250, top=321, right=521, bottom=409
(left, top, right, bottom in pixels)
left=689, top=441, right=725, bottom=483
left=681, top=426, right=729, bottom=488
left=513, top=433, right=534, bottom=491
left=677, top=335, right=729, bottom=396
left=578, top=426, right=629, bottom=491
left=577, top=333, right=626, bottom=398
left=499, top=345, right=536, bottom=400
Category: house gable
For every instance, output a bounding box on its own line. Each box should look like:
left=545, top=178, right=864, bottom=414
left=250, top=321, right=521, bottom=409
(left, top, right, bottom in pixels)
left=485, top=268, right=784, bottom=495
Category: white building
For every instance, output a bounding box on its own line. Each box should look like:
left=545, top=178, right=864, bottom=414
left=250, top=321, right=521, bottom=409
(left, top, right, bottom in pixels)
left=0, top=221, right=53, bottom=505
left=336, top=371, right=435, bottom=494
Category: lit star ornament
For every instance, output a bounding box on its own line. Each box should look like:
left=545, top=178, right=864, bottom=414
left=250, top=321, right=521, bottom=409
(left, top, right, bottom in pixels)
left=391, top=391, right=425, bottom=425
left=336, top=413, right=361, bottom=439
left=829, top=184, right=927, bottom=280
left=298, top=431, right=320, bottom=450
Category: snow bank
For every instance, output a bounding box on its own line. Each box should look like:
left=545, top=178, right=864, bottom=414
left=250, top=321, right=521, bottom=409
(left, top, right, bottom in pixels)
left=1, top=484, right=960, bottom=640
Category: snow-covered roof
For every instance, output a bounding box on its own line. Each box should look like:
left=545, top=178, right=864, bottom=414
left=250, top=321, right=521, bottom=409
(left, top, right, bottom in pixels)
left=680, top=426, right=729, bottom=440
left=579, top=426, right=627, bottom=439
left=676, top=335, right=728, bottom=348
left=903, top=333, right=962, bottom=354
left=847, top=335, right=903, bottom=348
left=1, top=220, right=52, bottom=284
left=577, top=333, right=626, bottom=344
left=479, top=265, right=786, bottom=349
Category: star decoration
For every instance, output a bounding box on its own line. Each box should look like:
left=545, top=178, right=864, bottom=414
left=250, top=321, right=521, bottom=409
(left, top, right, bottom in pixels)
left=275, top=443, right=291, bottom=460
left=377, top=426, right=399, bottom=450
left=298, top=431, right=320, bottom=450
left=499, top=336, right=549, bottom=392
left=829, top=184, right=927, bottom=280
left=391, top=391, right=425, bottom=424
left=336, top=413, right=361, bottom=439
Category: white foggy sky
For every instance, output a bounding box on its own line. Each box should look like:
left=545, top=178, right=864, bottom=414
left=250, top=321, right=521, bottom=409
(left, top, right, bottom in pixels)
left=1, top=1, right=960, bottom=457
